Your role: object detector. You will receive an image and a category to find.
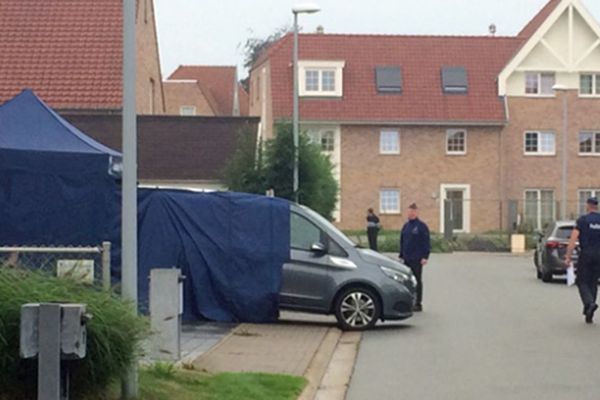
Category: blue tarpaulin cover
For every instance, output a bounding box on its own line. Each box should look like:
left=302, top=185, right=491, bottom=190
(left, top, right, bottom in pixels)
left=137, top=189, right=290, bottom=322
left=0, top=90, right=291, bottom=323
left=0, top=90, right=120, bottom=246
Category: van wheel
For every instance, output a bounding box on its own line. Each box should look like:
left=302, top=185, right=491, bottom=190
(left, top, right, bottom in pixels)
left=334, top=287, right=380, bottom=331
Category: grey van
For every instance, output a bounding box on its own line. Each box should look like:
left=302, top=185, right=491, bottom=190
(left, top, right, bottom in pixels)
left=280, top=204, right=417, bottom=331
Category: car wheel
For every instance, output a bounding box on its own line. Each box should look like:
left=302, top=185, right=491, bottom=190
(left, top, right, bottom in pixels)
left=541, top=269, right=553, bottom=283
left=334, top=287, right=381, bottom=331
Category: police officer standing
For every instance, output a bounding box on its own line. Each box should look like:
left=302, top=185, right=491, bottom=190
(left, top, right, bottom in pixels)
left=566, top=197, right=600, bottom=324
left=400, top=203, right=431, bottom=312
left=366, top=208, right=381, bottom=251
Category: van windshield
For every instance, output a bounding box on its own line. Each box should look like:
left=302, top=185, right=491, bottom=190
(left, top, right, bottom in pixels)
left=300, top=206, right=357, bottom=248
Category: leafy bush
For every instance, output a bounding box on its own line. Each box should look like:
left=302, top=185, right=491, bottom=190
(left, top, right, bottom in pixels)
left=223, top=122, right=339, bottom=220
left=0, top=267, right=147, bottom=399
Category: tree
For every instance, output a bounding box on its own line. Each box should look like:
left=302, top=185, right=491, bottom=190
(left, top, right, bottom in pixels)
left=264, top=123, right=338, bottom=220
left=222, top=123, right=339, bottom=220
left=222, top=128, right=266, bottom=194
left=239, top=25, right=293, bottom=91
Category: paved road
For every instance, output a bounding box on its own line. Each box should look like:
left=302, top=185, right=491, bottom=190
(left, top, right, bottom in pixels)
left=347, top=252, right=600, bottom=400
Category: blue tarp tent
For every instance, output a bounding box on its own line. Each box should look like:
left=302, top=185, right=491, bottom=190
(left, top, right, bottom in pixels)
left=137, top=189, right=290, bottom=322
left=0, top=89, right=121, bottom=246
left=0, top=90, right=291, bottom=323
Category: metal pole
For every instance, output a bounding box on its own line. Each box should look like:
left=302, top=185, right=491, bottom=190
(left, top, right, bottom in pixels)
left=121, top=0, right=138, bottom=397
left=102, top=241, right=111, bottom=292
left=38, top=304, right=61, bottom=400
left=561, top=93, right=568, bottom=220
left=292, top=12, right=299, bottom=203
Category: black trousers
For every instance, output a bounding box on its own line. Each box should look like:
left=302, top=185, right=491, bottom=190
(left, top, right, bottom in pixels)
left=367, top=228, right=379, bottom=251
left=406, top=260, right=423, bottom=306
left=576, top=251, right=600, bottom=310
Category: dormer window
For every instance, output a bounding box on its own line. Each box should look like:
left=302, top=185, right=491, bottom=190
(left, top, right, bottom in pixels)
left=298, top=60, right=345, bottom=97
left=441, top=66, right=468, bottom=94
left=376, top=66, right=403, bottom=93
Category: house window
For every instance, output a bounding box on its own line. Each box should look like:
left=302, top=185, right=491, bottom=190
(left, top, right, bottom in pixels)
left=441, top=66, right=468, bottom=94
left=320, top=131, right=335, bottom=152
left=524, top=131, right=555, bottom=155
left=579, top=73, right=600, bottom=96
left=524, top=190, right=555, bottom=230
left=380, top=130, right=400, bottom=154
left=578, top=190, right=600, bottom=215
left=380, top=189, right=400, bottom=214
left=299, top=61, right=345, bottom=97
left=179, top=106, right=197, bottom=116
left=525, top=72, right=555, bottom=95
left=579, top=131, right=600, bottom=155
left=307, top=128, right=336, bottom=153
left=446, top=129, right=467, bottom=154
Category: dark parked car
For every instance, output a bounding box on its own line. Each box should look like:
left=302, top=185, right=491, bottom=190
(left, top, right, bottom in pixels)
left=280, top=204, right=417, bottom=331
left=534, top=221, right=578, bottom=282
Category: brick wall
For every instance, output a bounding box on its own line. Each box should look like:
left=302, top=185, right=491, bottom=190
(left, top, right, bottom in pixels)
left=163, top=82, right=216, bottom=116
left=339, top=125, right=503, bottom=232
left=503, top=92, right=600, bottom=217
left=136, top=0, right=165, bottom=115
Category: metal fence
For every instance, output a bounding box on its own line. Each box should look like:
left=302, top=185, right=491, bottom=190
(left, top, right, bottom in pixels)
left=0, top=242, right=111, bottom=290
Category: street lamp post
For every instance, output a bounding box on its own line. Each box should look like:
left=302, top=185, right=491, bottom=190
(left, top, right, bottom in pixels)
left=292, top=3, right=320, bottom=203
left=553, top=84, right=569, bottom=220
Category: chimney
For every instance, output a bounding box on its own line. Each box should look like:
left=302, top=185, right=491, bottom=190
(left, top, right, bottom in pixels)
left=316, top=25, right=325, bottom=34
left=488, top=23, right=497, bottom=36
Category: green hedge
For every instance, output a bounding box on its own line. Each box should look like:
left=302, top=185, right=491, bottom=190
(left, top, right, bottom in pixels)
left=0, top=267, right=147, bottom=399
left=344, top=230, right=537, bottom=254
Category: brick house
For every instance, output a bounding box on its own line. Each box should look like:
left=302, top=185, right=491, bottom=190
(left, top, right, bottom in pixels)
left=249, top=0, right=600, bottom=232
left=164, top=66, right=249, bottom=116
left=0, top=0, right=165, bottom=114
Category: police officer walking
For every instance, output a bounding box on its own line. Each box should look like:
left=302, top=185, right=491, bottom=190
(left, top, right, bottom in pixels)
left=400, top=203, right=431, bottom=312
left=566, top=197, right=600, bottom=324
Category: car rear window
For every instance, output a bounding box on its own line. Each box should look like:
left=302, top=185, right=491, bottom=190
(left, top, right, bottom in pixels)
left=555, top=226, right=574, bottom=239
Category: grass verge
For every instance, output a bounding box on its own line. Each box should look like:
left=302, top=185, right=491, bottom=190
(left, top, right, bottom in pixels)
left=104, top=366, right=307, bottom=400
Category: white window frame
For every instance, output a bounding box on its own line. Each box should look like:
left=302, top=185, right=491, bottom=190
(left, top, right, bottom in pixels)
left=579, top=73, right=600, bottom=97
left=179, top=105, right=197, bottom=116
left=379, top=130, right=400, bottom=155
left=578, top=131, right=600, bottom=156
left=524, top=72, right=556, bottom=97
left=524, top=131, right=556, bottom=156
left=439, top=184, right=471, bottom=234
left=524, top=189, right=555, bottom=231
left=578, top=189, right=600, bottom=216
left=446, top=129, right=467, bottom=155
left=298, top=60, right=345, bottom=97
left=380, top=189, right=401, bottom=215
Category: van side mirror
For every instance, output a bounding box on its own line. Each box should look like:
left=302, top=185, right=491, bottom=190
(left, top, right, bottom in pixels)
left=310, top=242, right=327, bottom=256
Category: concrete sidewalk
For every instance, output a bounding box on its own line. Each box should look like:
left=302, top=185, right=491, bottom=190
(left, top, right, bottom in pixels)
left=192, top=312, right=361, bottom=400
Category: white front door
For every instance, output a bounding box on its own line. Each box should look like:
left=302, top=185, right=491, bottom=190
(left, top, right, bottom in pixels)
left=440, top=184, right=471, bottom=233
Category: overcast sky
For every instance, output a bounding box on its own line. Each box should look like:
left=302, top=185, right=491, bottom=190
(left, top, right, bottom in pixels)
left=154, top=0, right=600, bottom=79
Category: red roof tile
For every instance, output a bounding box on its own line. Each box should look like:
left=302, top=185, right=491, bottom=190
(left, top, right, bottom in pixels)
left=168, top=66, right=247, bottom=116
left=518, top=0, right=562, bottom=38
left=266, top=34, right=524, bottom=124
left=0, top=0, right=125, bottom=110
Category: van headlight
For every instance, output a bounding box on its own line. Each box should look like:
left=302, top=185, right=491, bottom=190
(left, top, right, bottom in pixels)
left=380, top=266, right=411, bottom=284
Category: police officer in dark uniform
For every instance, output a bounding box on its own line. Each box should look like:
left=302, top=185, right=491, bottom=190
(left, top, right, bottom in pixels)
left=366, top=208, right=381, bottom=251
left=566, top=197, right=600, bottom=324
left=400, top=203, right=431, bottom=312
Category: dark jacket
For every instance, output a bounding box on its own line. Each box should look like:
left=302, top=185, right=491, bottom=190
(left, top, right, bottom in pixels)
left=577, top=212, right=600, bottom=253
left=400, top=218, right=431, bottom=262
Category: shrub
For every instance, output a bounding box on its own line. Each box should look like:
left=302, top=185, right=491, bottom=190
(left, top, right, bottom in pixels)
left=0, top=267, right=147, bottom=399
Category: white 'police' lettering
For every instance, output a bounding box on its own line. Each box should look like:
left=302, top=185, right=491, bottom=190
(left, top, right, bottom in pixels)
left=590, top=223, right=600, bottom=230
